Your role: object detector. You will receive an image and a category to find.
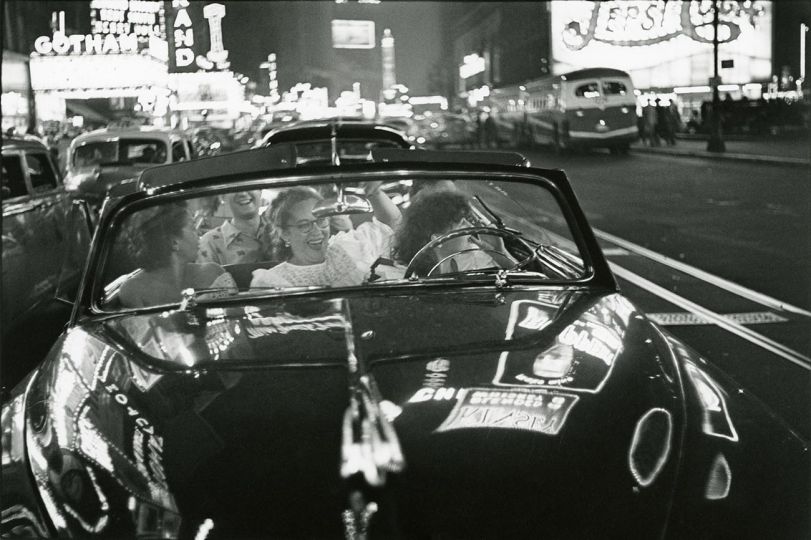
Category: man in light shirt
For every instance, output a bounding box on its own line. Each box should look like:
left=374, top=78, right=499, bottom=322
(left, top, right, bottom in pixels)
left=197, top=190, right=274, bottom=265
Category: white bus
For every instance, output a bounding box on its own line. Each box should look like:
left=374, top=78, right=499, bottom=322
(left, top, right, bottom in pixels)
left=489, top=67, right=638, bottom=154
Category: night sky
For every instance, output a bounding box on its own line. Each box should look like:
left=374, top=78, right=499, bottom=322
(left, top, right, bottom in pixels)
left=6, top=1, right=810, bottom=93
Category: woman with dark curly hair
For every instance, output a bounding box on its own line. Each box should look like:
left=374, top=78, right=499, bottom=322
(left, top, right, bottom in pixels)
left=250, top=181, right=400, bottom=288
left=393, top=190, right=509, bottom=277
left=119, top=201, right=236, bottom=307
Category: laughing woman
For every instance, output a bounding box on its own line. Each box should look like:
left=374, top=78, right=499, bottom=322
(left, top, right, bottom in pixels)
left=250, top=182, right=400, bottom=288
left=119, top=202, right=237, bottom=308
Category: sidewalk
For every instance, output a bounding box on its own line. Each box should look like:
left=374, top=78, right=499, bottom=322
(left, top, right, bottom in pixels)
left=631, top=133, right=810, bottom=167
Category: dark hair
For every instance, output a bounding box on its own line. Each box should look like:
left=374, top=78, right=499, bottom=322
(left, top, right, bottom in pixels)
left=410, top=179, right=455, bottom=199
left=393, top=190, right=470, bottom=273
left=132, top=201, right=190, bottom=270
left=266, top=187, right=323, bottom=260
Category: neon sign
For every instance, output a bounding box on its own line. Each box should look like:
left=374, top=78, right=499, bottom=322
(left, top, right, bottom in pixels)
left=559, top=0, right=766, bottom=51
left=167, top=0, right=230, bottom=72
left=459, top=54, right=485, bottom=79
left=551, top=1, right=772, bottom=87
left=34, top=32, right=139, bottom=55
left=90, top=0, right=163, bottom=40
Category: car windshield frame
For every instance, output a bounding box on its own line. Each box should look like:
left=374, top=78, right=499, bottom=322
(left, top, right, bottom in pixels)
left=79, top=165, right=610, bottom=317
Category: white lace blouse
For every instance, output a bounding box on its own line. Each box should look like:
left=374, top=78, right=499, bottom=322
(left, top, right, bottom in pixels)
left=250, top=218, right=393, bottom=288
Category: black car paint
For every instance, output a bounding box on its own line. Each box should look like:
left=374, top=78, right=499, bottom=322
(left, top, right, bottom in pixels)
left=2, top=287, right=807, bottom=538
left=2, top=155, right=807, bottom=538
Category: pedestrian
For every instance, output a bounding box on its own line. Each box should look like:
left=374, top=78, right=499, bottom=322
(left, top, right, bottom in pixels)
left=484, top=112, right=498, bottom=149
left=644, top=99, right=659, bottom=147
left=656, top=99, right=675, bottom=146
left=637, top=113, right=647, bottom=146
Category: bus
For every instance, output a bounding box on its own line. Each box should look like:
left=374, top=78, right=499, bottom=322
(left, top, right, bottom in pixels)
left=489, top=67, right=638, bottom=154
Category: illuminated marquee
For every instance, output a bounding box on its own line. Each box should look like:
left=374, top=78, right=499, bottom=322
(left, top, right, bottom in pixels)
left=34, top=32, right=139, bottom=55
left=90, top=0, right=164, bottom=39
left=551, top=0, right=772, bottom=87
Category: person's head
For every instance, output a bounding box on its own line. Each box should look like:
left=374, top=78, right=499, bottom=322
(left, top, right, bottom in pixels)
left=141, top=146, right=156, bottom=162
left=270, top=187, right=330, bottom=265
left=134, top=202, right=198, bottom=270
left=410, top=179, right=457, bottom=201
left=394, top=190, right=473, bottom=273
left=225, top=190, right=261, bottom=220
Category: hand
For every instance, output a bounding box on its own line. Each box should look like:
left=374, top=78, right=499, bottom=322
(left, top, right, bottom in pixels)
left=360, top=181, right=383, bottom=196
left=470, top=232, right=507, bottom=253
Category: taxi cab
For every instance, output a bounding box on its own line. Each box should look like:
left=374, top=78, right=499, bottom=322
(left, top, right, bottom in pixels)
left=64, top=126, right=195, bottom=205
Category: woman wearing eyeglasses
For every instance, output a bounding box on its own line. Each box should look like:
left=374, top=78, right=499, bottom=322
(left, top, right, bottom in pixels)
left=250, top=182, right=400, bottom=288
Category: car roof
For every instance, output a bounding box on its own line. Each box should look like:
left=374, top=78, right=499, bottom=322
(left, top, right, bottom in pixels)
left=115, top=147, right=530, bottom=197
left=1, top=137, right=50, bottom=152
left=263, top=121, right=410, bottom=147
left=71, top=126, right=186, bottom=146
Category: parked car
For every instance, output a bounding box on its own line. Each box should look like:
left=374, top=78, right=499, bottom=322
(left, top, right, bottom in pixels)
left=1, top=147, right=807, bottom=539
left=1, top=138, right=73, bottom=330
left=1, top=137, right=85, bottom=393
left=416, top=112, right=474, bottom=148
left=64, top=126, right=195, bottom=206
left=381, top=116, right=422, bottom=145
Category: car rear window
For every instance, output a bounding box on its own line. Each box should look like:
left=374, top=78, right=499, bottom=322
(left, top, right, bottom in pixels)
left=602, top=81, right=628, bottom=96
left=25, top=153, right=58, bottom=192
left=2, top=155, right=27, bottom=198
left=574, top=82, right=601, bottom=98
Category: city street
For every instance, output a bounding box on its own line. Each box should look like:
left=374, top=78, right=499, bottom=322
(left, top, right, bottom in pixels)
left=518, top=145, right=810, bottom=440
left=2, top=1, right=809, bottom=536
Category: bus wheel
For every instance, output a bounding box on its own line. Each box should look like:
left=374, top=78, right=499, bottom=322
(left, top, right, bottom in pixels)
left=610, top=143, right=630, bottom=155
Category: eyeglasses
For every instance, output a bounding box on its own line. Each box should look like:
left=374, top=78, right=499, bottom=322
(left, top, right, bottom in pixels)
left=288, top=217, right=330, bottom=234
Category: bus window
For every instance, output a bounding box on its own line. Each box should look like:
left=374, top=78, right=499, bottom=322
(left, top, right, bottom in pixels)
left=602, top=81, right=628, bottom=96
left=574, top=83, right=601, bottom=99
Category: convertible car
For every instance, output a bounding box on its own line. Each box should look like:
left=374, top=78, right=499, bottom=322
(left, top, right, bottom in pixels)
left=1, top=146, right=807, bottom=539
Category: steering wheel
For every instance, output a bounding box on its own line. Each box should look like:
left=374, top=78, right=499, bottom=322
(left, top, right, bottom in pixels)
left=404, top=226, right=536, bottom=278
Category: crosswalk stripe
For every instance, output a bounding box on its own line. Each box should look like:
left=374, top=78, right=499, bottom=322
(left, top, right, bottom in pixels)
left=647, top=311, right=788, bottom=326
left=595, top=228, right=811, bottom=318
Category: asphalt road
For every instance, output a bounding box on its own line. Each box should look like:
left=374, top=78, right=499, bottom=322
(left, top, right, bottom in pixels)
left=519, top=145, right=810, bottom=440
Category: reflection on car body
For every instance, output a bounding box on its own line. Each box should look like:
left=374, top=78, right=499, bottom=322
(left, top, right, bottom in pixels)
left=0, top=146, right=807, bottom=539
left=1, top=137, right=73, bottom=339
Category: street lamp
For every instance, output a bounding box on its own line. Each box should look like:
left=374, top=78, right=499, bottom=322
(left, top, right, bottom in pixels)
left=799, top=23, right=808, bottom=95
left=707, top=0, right=725, bottom=153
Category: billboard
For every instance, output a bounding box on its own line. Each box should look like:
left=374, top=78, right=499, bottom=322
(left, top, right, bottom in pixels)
left=331, top=20, right=376, bottom=49
left=550, top=1, right=772, bottom=88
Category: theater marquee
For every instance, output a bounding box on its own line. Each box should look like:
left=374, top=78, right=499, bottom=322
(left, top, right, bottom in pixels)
left=550, top=1, right=772, bottom=88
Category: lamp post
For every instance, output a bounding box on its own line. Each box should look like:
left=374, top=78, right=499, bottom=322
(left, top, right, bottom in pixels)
left=706, top=0, right=725, bottom=153
left=799, top=23, right=808, bottom=95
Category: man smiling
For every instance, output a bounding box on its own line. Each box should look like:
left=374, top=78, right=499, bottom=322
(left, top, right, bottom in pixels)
left=197, top=190, right=274, bottom=265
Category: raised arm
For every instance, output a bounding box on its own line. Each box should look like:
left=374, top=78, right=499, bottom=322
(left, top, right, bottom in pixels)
left=363, top=180, right=401, bottom=229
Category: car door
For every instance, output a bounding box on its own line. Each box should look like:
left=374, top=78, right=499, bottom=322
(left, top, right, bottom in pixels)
left=24, top=150, right=70, bottom=307
left=1, top=150, right=35, bottom=328
left=1, top=149, right=69, bottom=331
